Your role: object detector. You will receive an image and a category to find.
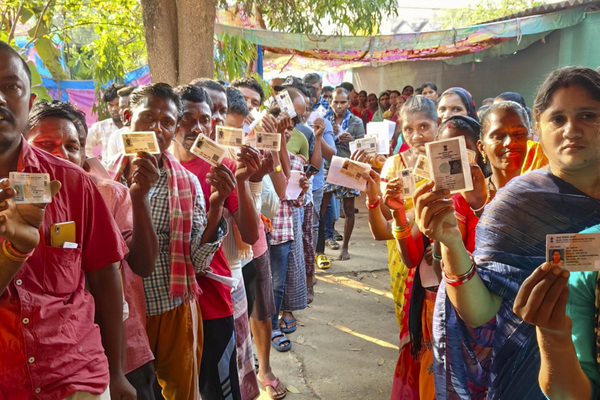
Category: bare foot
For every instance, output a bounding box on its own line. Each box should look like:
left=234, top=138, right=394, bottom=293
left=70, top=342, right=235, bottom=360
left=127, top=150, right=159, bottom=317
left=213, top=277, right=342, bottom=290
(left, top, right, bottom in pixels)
left=258, top=370, right=287, bottom=399
left=307, top=286, right=314, bottom=304
left=338, top=248, right=350, bottom=260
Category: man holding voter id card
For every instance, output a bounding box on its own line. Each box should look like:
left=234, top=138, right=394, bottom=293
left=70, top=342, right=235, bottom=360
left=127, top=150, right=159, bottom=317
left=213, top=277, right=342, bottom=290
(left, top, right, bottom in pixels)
left=111, top=82, right=228, bottom=399
left=0, top=42, right=135, bottom=400
left=323, top=87, right=365, bottom=261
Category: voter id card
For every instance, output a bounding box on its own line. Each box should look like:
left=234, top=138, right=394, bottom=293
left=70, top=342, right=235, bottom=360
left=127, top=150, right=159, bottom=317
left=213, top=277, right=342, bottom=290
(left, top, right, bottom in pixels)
left=546, top=232, right=600, bottom=271
left=9, top=172, right=52, bottom=204
left=191, top=134, right=226, bottom=166
left=216, top=126, right=244, bottom=148
left=122, top=132, right=160, bottom=156
left=255, top=132, right=281, bottom=151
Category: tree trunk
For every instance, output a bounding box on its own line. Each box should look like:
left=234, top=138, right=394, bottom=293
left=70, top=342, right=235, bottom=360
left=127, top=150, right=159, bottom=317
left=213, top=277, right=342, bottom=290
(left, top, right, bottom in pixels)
left=177, top=0, right=215, bottom=84
left=140, top=0, right=215, bottom=86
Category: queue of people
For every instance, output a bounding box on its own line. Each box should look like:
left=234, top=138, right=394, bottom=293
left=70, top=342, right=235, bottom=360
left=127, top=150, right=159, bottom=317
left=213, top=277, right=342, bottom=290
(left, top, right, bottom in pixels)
left=0, top=36, right=599, bottom=400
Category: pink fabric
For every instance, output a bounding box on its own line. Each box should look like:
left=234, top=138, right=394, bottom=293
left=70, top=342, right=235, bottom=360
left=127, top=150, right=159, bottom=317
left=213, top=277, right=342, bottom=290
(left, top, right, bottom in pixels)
left=90, top=175, right=154, bottom=374
left=325, top=71, right=345, bottom=86
left=66, top=88, right=98, bottom=127
left=251, top=218, right=268, bottom=258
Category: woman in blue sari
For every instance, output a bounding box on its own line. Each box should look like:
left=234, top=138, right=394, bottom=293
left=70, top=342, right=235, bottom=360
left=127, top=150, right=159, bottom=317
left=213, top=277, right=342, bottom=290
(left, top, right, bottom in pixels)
left=413, top=66, right=600, bottom=399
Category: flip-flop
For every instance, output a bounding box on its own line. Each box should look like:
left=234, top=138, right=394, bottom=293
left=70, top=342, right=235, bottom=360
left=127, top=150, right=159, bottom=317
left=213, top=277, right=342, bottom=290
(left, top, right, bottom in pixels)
left=260, top=377, right=287, bottom=399
left=279, top=316, right=297, bottom=333
left=271, top=329, right=292, bottom=352
left=325, top=239, right=340, bottom=250
left=316, top=254, right=331, bottom=269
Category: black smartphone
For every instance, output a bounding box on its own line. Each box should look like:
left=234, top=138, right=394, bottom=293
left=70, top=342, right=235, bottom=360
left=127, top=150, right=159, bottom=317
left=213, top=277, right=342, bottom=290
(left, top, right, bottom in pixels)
left=304, top=164, right=319, bottom=175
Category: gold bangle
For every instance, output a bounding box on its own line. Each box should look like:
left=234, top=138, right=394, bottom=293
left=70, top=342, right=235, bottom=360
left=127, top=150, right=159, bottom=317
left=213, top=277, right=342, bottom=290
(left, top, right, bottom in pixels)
left=392, top=226, right=411, bottom=240
left=2, top=241, right=29, bottom=263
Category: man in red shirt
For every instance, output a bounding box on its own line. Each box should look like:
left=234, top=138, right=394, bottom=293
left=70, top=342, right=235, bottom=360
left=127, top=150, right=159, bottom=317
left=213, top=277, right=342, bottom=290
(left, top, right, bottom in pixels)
left=0, top=42, right=134, bottom=399
left=175, top=82, right=260, bottom=400
left=24, top=99, right=159, bottom=399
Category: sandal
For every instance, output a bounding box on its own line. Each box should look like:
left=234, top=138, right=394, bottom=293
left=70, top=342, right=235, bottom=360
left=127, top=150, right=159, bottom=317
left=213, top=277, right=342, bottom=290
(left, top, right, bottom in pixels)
left=271, top=329, right=292, bottom=352
left=316, top=254, right=331, bottom=269
left=260, top=377, right=287, bottom=399
left=325, top=239, right=340, bottom=250
left=279, top=316, right=297, bottom=333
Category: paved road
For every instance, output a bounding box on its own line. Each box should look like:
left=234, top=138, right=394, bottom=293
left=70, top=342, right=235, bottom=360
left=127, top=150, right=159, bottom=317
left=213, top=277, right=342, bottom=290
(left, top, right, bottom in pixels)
left=258, top=195, right=399, bottom=400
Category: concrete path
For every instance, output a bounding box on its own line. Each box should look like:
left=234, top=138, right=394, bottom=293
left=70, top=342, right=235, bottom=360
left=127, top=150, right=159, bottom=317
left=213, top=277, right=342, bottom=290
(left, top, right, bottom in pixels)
left=258, top=195, right=399, bottom=400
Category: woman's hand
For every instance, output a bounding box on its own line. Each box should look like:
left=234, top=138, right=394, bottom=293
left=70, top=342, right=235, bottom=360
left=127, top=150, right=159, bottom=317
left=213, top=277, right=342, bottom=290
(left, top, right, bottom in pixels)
left=462, top=165, right=487, bottom=212
left=350, top=149, right=369, bottom=164
left=413, top=180, right=459, bottom=245
left=383, top=177, right=405, bottom=211
left=513, top=263, right=571, bottom=334
left=364, top=170, right=381, bottom=204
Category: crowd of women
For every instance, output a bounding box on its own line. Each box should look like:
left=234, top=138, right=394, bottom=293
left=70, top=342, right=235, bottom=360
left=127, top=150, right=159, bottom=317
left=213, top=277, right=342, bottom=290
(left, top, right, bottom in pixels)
left=349, top=68, right=600, bottom=399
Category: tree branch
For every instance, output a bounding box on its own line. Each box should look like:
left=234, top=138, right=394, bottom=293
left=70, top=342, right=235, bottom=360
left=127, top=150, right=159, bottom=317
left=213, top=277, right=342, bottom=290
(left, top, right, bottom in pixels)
left=20, top=0, right=55, bottom=53
left=7, top=0, right=26, bottom=44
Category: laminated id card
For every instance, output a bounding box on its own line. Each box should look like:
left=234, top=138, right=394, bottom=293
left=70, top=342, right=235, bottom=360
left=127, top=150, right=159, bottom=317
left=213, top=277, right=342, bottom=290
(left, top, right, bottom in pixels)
left=9, top=172, right=52, bottom=204
left=216, top=126, right=244, bottom=148
left=191, top=134, right=226, bottom=166
left=546, top=233, right=600, bottom=271
left=425, top=136, right=473, bottom=194
left=121, top=132, right=160, bottom=156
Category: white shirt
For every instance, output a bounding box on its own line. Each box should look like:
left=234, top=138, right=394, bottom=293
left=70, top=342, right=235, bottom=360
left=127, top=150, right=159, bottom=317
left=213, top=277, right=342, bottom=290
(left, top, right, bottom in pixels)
left=105, top=126, right=129, bottom=161
left=86, top=118, right=120, bottom=160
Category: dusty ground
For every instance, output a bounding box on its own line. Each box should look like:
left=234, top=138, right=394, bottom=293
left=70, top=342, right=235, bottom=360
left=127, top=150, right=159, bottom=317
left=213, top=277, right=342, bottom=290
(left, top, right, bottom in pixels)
left=258, top=195, right=400, bottom=400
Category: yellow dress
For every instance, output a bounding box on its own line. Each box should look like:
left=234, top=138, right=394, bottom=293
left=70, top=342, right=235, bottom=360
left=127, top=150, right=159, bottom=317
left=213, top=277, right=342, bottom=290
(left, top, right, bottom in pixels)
left=381, top=155, right=436, bottom=400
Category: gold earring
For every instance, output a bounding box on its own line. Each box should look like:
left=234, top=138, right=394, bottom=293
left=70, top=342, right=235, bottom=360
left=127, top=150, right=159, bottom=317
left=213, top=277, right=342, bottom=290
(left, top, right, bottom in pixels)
left=481, top=152, right=486, bottom=163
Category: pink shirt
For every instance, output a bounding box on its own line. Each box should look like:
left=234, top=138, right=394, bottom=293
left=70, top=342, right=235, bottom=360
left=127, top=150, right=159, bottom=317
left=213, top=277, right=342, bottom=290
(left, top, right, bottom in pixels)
left=90, top=175, right=154, bottom=374
left=0, top=140, right=128, bottom=399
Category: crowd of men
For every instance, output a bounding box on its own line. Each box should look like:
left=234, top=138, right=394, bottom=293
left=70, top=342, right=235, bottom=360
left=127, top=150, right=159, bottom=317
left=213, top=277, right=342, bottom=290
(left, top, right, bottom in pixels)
left=0, top=38, right=393, bottom=400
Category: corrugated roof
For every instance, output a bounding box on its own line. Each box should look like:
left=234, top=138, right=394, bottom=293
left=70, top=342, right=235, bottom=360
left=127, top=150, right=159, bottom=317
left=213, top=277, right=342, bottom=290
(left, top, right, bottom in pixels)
left=483, top=0, right=600, bottom=23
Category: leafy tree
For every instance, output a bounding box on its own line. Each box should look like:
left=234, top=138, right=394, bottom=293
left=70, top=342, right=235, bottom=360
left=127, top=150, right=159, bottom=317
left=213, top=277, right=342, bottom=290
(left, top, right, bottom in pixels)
left=239, top=1, right=397, bottom=35
left=1, top=0, right=146, bottom=104
left=436, top=0, right=544, bottom=29
left=141, top=0, right=398, bottom=85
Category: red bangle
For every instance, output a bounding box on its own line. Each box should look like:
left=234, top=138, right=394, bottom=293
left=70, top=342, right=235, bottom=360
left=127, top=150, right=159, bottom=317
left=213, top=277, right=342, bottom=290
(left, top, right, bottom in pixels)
left=441, top=252, right=477, bottom=286
left=366, top=196, right=381, bottom=209
left=5, top=241, right=34, bottom=258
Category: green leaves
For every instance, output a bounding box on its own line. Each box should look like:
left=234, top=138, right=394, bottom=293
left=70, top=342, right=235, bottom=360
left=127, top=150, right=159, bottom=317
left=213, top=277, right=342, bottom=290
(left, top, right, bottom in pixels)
left=214, top=33, right=257, bottom=83
left=2, top=0, right=147, bottom=104
left=217, top=0, right=396, bottom=36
